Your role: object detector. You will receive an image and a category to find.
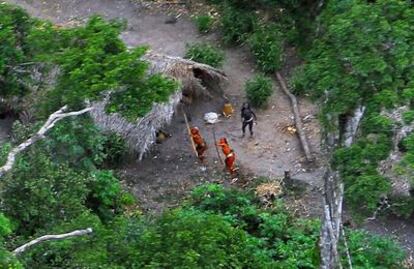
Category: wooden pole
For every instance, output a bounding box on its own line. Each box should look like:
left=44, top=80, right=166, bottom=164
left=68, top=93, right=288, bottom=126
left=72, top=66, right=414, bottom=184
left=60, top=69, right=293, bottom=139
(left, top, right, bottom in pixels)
left=182, top=107, right=198, bottom=157
left=212, top=124, right=224, bottom=164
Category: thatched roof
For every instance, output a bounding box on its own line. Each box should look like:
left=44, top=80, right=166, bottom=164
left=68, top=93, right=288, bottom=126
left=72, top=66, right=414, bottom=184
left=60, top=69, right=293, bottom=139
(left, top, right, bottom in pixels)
left=90, top=52, right=228, bottom=159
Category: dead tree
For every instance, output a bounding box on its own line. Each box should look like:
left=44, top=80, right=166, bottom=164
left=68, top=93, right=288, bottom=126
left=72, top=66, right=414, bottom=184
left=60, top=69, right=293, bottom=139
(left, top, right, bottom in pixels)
left=13, top=228, right=93, bottom=255
left=0, top=105, right=93, bottom=177
left=320, top=106, right=364, bottom=269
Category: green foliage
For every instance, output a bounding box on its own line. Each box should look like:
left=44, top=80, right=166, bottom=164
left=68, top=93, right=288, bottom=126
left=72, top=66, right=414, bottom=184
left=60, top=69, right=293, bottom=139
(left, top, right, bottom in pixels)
left=0, top=4, right=32, bottom=97
left=373, top=90, right=399, bottom=109
left=248, top=23, right=284, bottom=73
left=388, top=196, right=414, bottom=219
left=190, top=184, right=261, bottom=230
left=245, top=74, right=273, bottom=108
left=106, top=73, right=179, bottom=121
left=18, top=212, right=108, bottom=269
left=130, top=209, right=271, bottom=268
left=86, top=170, right=122, bottom=221
left=333, top=137, right=392, bottom=215
left=294, top=0, right=414, bottom=216
left=42, top=117, right=106, bottom=170
left=220, top=5, right=257, bottom=44
left=102, top=132, right=128, bottom=166
left=0, top=3, right=180, bottom=122
left=189, top=184, right=321, bottom=267
left=0, top=143, right=12, bottom=167
left=344, top=229, right=405, bottom=269
left=403, top=111, right=414, bottom=124
left=194, top=15, right=214, bottom=33
left=1, top=153, right=90, bottom=235
left=184, top=43, right=225, bottom=68
left=346, top=175, right=391, bottom=213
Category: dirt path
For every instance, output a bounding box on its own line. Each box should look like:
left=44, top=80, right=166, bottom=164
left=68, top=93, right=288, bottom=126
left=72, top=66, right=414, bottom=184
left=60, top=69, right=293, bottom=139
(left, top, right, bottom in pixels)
left=5, top=0, right=323, bottom=211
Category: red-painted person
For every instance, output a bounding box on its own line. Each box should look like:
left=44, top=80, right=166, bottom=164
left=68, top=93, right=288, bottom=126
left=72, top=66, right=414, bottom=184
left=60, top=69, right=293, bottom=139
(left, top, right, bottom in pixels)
left=190, top=127, right=207, bottom=162
left=217, top=137, right=237, bottom=174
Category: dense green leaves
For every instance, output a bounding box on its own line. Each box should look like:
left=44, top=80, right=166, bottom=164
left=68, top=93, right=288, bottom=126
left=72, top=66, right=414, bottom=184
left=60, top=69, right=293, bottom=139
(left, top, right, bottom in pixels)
left=245, top=74, right=273, bottom=108
left=343, top=230, right=405, bottom=269
left=293, top=0, right=414, bottom=216
left=0, top=4, right=32, bottom=97
left=184, top=43, right=225, bottom=68
left=220, top=5, right=257, bottom=44
left=194, top=15, right=214, bottom=34
left=248, top=24, right=284, bottom=73
left=0, top=4, right=179, bottom=122
left=1, top=154, right=90, bottom=235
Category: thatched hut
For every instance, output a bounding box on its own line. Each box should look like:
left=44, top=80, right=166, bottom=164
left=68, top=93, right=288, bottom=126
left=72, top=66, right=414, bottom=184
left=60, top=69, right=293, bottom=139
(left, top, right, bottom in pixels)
left=90, top=52, right=228, bottom=160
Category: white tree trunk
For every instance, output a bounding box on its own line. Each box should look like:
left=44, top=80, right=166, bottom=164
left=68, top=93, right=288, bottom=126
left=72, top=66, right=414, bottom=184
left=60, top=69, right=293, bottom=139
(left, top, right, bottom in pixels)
left=13, top=228, right=93, bottom=255
left=0, top=105, right=93, bottom=177
left=320, top=106, right=364, bottom=268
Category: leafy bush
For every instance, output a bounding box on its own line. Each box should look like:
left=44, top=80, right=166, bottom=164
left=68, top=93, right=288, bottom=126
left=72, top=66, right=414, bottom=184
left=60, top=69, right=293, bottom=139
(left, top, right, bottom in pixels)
left=0, top=4, right=32, bottom=98
left=194, top=15, right=213, bottom=33
left=344, top=229, right=405, bottom=268
left=0, top=143, right=12, bottom=167
left=102, top=132, right=128, bottom=166
left=190, top=184, right=260, bottom=230
left=220, top=5, right=257, bottom=44
left=43, top=117, right=107, bottom=170
left=1, top=154, right=90, bottom=235
left=245, top=74, right=273, bottom=108
left=346, top=175, right=391, bottom=214
left=184, top=43, right=225, bottom=68
left=130, top=209, right=273, bottom=268
left=248, top=23, right=284, bottom=73
left=388, top=196, right=414, bottom=219
left=403, top=111, right=414, bottom=124
left=86, top=170, right=122, bottom=221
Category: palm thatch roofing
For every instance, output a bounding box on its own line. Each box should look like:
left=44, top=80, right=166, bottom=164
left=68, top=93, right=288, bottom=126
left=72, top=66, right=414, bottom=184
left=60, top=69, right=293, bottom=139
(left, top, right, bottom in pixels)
left=90, top=52, right=228, bottom=160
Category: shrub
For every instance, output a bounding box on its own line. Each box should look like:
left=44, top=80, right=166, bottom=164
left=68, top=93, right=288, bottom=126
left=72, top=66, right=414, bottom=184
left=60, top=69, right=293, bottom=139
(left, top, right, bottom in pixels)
left=346, top=175, right=391, bottom=215
left=194, top=15, right=213, bottom=33
left=102, top=132, right=128, bottom=166
left=184, top=43, right=225, bottom=68
left=245, top=74, right=273, bottom=108
left=130, top=209, right=273, bottom=268
left=220, top=5, right=257, bottom=44
left=344, top=229, right=405, bottom=268
left=403, top=110, right=414, bottom=124
left=189, top=184, right=260, bottom=229
left=86, top=170, right=123, bottom=221
left=1, top=153, right=90, bottom=235
left=43, top=117, right=107, bottom=170
left=248, top=23, right=284, bottom=73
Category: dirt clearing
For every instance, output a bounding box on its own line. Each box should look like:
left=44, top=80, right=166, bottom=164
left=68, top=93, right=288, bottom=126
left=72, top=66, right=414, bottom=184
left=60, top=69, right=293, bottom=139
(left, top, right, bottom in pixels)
left=4, top=0, right=323, bottom=212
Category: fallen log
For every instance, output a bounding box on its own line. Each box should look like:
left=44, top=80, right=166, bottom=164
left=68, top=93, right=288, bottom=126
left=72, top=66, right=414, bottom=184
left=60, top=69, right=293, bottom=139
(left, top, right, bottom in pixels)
left=275, top=72, right=313, bottom=162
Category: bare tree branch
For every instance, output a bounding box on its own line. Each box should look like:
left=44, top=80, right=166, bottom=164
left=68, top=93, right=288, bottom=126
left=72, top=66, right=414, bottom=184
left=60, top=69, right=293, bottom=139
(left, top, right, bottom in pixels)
left=0, top=105, right=93, bottom=177
left=13, top=228, right=93, bottom=255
